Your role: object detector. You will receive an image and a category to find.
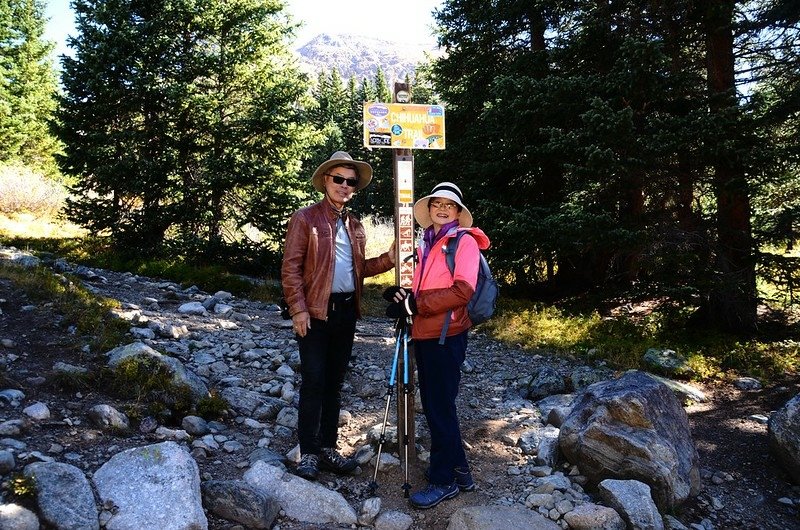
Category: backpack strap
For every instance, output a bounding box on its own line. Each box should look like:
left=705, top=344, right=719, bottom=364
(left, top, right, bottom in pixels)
left=439, top=231, right=467, bottom=345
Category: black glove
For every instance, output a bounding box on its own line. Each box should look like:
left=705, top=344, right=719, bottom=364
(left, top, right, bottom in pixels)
left=385, top=291, right=417, bottom=318
left=382, top=286, right=407, bottom=302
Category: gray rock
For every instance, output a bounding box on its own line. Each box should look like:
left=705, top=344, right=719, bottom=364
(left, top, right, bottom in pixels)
left=52, top=362, right=88, bottom=375
left=535, top=426, right=560, bottom=467
left=0, top=389, right=25, bottom=407
left=645, top=373, right=707, bottom=404
left=276, top=407, right=298, bottom=428
left=247, top=447, right=286, bottom=468
left=201, top=480, right=279, bottom=529
left=0, top=503, right=40, bottom=530
left=201, top=297, right=219, bottom=311
left=181, top=415, right=209, bottom=436
left=130, top=327, right=156, bottom=340
left=93, top=442, right=207, bottom=530
left=213, top=291, right=233, bottom=300
left=148, top=321, right=189, bottom=339
left=643, top=348, right=691, bottom=376
left=22, top=402, right=50, bottom=421
left=358, top=497, right=381, bottom=526
left=243, top=460, right=357, bottom=525
left=768, top=393, right=800, bottom=483
left=560, top=370, right=700, bottom=510
left=105, top=342, right=208, bottom=402
left=24, top=461, right=99, bottom=530
left=536, top=394, right=575, bottom=421
left=221, top=387, right=266, bottom=416
left=570, top=366, right=611, bottom=391
left=374, top=509, right=413, bottom=530
left=663, top=515, right=691, bottom=530
left=528, top=367, right=566, bottom=400
left=0, top=449, right=15, bottom=473
left=562, top=502, right=625, bottom=530
left=88, top=404, right=130, bottom=430
left=446, top=505, right=561, bottom=530
left=598, top=479, right=664, bottom=530
left=178, top=302, right=208, bottom=315
left=733, top=377, right=762, bottom=391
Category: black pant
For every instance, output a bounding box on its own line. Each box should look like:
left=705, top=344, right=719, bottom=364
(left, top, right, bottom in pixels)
left=415, top=330, right=469, bottom=485
left=296, top=293, right=356, bottom=455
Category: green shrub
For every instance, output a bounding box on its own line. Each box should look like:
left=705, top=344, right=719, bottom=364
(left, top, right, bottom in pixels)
left=97, top=357, right=195, bottom=424
left=196, top=390, right=229, bottom=420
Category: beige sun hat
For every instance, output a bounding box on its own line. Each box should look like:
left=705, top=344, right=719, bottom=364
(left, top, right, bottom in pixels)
left=413, top=182, right=473, bottom=229
left=311, top=151, right=373, bottom=192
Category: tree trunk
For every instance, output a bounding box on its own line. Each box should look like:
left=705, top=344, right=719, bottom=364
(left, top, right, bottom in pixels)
left=704, top=0, right=757, bottom=332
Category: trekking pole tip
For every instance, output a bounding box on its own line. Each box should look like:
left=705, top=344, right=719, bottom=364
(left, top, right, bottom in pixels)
left=402, top=482, right=411, bottom=498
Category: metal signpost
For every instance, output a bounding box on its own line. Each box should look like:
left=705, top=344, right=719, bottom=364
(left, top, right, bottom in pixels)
left=362, top=83, right=446, bottom=483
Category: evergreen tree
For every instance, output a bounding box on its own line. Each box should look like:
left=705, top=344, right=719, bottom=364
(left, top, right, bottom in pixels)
left=58, top=0, right=312, bottom=258
left=0, top=0, right=60, bottom=175
left=428, top=0, right=797, bottom=331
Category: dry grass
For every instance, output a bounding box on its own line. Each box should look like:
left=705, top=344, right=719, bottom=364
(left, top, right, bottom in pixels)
left=0, top=212, right=85, bottom=239
left=0, top=163, right=67, bottom=217
left=0, top=163, right=85, bottom=239
left=362, top=215, right=397, bottom=287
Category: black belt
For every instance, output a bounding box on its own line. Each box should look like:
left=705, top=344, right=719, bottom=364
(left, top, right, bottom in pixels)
left=329, top=292, right=355, bottom=312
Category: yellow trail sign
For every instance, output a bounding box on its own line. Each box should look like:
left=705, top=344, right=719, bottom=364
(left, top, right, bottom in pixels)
left=363, top=103, right=446, bottom=150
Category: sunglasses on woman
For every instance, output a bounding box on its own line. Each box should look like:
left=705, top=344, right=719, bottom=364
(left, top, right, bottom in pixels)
left=326, top=173, right=359, bottom=187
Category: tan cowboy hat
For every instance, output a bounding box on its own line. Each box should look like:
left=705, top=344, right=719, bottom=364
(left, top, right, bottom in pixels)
left=311, top=151, right=373, bottom=192
left=413, top=181, right=473, bottom=229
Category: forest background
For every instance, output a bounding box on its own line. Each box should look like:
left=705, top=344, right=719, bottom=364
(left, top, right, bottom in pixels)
left=1, top=0, right=799, bottom=380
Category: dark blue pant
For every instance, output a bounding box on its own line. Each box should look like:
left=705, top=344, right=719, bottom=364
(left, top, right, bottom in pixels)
left=415, top=330, right=469, bottom=485
left=296, top=296, right=356, bottom=455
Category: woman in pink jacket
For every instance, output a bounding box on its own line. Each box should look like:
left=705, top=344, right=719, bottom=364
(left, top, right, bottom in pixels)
left=385, top=181, right=491, bottom=509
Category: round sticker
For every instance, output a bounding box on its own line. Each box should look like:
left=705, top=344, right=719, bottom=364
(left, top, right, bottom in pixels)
left=391, top=124, right=403, bottom=136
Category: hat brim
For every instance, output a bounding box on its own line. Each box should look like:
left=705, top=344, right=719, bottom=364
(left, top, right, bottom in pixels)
left=413, top=191, right=473, bottom=229
left=312, top=159, right=373, bottom=192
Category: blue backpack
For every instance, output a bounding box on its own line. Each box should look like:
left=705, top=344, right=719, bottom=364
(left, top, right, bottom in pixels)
left=439, top=231, right=499, bottom=344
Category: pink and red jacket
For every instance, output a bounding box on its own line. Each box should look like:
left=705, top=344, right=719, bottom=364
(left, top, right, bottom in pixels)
left=411, top=226, right=491, bottom=340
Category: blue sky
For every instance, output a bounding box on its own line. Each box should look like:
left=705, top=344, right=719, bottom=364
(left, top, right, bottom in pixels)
left=44, top=0, right=442, bottom=59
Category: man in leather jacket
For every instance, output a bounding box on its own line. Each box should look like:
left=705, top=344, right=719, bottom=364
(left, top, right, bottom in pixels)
left=282, top=151, right=395, bottom=480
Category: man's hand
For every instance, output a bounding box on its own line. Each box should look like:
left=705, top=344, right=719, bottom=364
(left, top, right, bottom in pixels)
left=292, top=311, right=311, bottom=337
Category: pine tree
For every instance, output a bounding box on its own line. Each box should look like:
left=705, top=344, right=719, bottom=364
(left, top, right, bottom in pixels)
left=0, top=0, right=60, bottom=175
left=58, top=0, right=312, bottom=258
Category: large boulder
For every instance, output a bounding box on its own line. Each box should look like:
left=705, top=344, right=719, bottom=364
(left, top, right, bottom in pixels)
left=446, top=505, right=561, bottom=530
left=24, top=461, right=99, bottom=530
left=559, top=370, right=700, bottom=510
left=243, top=461, right=357, bottom=525
left=93, top=441, right=207, bottom=530
left=768, top=393, right=800, bottom=483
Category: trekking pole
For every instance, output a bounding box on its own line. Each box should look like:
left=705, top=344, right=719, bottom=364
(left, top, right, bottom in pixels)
left=368, top=322, right=402, bottom=494
left=401, top=319, right=411, bottom=497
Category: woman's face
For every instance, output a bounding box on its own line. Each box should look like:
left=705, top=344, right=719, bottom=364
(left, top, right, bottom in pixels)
left=428, top=197, right=460, bottom=232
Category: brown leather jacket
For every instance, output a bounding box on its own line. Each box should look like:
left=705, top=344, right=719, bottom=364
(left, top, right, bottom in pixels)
left=281, top=200, right=394, bottom=321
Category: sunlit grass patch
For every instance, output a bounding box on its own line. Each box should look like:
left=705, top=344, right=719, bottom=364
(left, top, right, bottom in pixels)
left=0, top=263, right=128, bottom=351
left=0, top=212, right=86, bottom=240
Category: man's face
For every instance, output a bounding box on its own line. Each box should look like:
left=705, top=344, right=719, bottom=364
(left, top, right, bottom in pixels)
left=323, top=166, right=359, bottom=207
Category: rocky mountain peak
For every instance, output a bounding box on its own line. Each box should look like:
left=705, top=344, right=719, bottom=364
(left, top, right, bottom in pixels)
left=294, top=32, right=439, bottom=83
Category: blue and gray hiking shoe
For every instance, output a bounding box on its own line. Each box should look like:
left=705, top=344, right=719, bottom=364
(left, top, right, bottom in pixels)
left=425, top=466, right=476, bottom=491
left=409, top=482, right=459, bottom=509
left=295, top=453, right=319, bottom=481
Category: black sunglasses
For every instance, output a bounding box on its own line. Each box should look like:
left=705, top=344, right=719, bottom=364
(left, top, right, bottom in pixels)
left=326, top=173, right=359, bottom=187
